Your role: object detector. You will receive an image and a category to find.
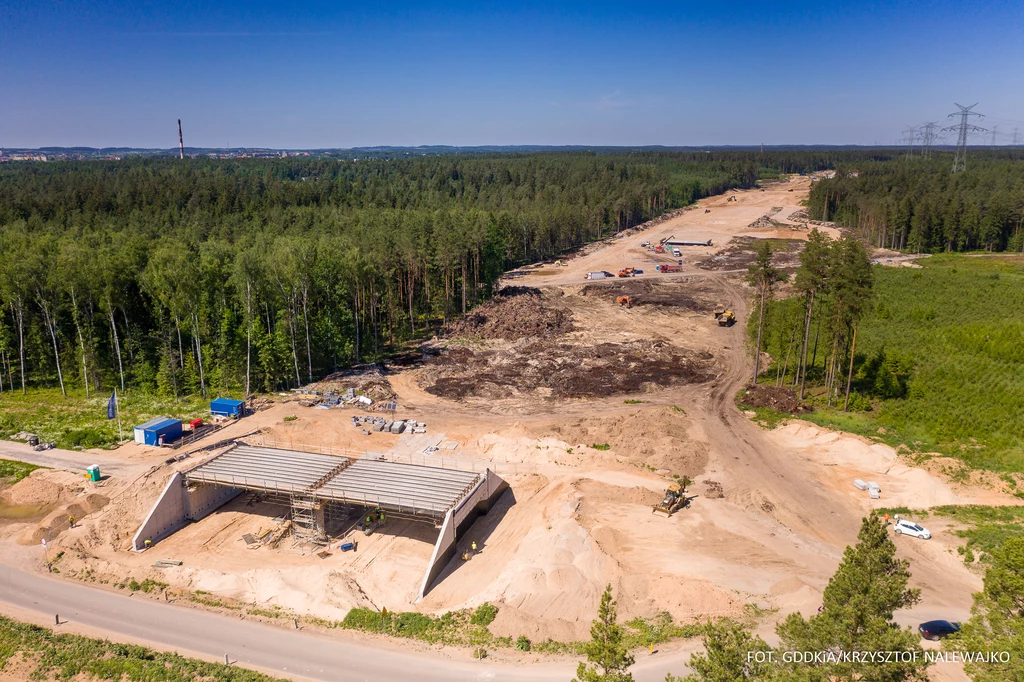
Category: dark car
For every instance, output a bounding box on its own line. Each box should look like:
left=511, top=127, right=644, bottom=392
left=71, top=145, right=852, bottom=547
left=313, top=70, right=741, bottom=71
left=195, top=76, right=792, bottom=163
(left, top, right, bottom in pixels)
left=919, top=620, right=961, bottom=640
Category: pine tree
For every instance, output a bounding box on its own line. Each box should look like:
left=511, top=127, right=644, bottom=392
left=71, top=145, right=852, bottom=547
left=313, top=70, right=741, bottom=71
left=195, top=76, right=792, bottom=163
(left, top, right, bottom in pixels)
left=794, top=229, right=832, bottom=399
left=947, top=537, right=1024, bottom=682
left=677, top=621, right=772, bottom=682
left=575, top=585, right=635, bottom=682
left=747, top=241, right=784, bottom=384
left=775, top=515, right=927, bottom=681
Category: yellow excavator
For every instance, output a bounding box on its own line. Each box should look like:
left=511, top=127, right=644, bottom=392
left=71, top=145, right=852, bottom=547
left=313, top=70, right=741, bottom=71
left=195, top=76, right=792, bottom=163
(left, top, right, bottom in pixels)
left=717, top=310, right=736, bottom=327
left=652, top=476, right=691, bottom=517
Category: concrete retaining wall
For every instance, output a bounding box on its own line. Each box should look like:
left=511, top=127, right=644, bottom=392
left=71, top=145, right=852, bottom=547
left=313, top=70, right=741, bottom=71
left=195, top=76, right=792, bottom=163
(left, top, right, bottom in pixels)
left=418, top=469, right=508, bottom=598
left=133, top=475, right=243, bottom=551
left=188, top=482, right=242, bottom=521
left=132, top=472, right=188, bottom=551
left=418, top=509, right=456, bottom=599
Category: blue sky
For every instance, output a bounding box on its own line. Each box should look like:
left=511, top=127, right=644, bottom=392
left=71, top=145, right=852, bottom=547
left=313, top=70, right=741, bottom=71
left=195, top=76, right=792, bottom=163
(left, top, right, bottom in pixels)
left=2, top=1, right=1023, bottom=147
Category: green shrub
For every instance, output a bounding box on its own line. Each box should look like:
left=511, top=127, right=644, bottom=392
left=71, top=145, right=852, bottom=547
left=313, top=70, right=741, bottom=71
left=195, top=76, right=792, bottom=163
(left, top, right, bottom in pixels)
left=470, top=602, right=498, bottom=627
left=393, top=612, right=434, bottom=637
left=591, top=443, right=611, bottom=451
left=515, top=635, right=531, bottom=651
left=61, top=427, right=108, bottom=448
left=341, top=607, right=387, bottom=632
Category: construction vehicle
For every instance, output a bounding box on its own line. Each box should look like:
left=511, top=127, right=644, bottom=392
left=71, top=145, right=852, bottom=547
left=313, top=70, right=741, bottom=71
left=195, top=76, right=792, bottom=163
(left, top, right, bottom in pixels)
left=718, top=311, right=736, bottom=326
left=656, top=264, right=683, bottom=273
left=652, top=477, right=691, bottom=517
left=616, top=295, right=631, bottom=308
left=713, top=305, right=726, bottom=318
left=654, top=245, right=666, bottom=254
left=617, top=267, right=636, bottom=278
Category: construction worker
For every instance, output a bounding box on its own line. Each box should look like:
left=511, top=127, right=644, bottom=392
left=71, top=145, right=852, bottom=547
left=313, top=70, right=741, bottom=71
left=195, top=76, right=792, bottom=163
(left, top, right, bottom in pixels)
left=883, top=513, right=890, bottom=526
left=144, top=539, right=152, bottom=550
left=471, top=540, right=478, bottom=556
left=68, top=516, right=75, bottom=529
left=378, top=510, right=386, bottom=526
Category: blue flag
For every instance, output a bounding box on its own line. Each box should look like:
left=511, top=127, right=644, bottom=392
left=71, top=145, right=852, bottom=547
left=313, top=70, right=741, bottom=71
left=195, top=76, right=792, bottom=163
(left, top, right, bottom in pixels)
left=107, top=391, right=116, bottom=420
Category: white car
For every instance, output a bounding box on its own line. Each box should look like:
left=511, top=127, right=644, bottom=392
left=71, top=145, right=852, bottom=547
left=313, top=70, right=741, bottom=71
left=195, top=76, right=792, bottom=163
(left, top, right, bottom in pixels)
left=893, top=519, right=931, bottom=539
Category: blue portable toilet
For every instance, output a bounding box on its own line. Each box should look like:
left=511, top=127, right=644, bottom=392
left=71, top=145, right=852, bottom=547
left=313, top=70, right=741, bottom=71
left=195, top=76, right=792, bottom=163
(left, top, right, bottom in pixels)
left=210, top=397, right=245, bottom=418
left=133, top=417, right=183, bottom=446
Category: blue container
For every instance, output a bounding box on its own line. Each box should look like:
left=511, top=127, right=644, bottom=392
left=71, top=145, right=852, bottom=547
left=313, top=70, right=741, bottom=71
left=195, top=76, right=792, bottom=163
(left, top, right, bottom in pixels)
left=210, top=397, right=245, bottom=418
left=134, top=417, right=183, bottom=446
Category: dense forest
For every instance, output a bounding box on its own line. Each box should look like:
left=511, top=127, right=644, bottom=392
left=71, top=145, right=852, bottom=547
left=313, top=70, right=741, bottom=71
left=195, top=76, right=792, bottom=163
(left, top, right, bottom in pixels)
left=808, top=152, right=1024, bottom=252
left=0, top=151, right=861, bottom=398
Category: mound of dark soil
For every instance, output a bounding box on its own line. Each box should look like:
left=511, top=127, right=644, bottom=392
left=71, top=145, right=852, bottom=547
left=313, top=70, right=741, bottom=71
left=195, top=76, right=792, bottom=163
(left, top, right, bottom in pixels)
left=423, top=340, right=716, bottom=401
left=696, top=237, right=803, bottom=271
left=739, top=384, right=813, bottom=414
left=580, top=279, right=714, bottom=312
left=444, top=287, right=574, bottom=341
left=304, top=365, right=397, bottom=403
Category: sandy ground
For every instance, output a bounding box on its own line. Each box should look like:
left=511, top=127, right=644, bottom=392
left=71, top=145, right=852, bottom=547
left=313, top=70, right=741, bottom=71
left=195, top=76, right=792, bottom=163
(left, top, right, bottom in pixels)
left=1, top=175, right=1012, bottom=681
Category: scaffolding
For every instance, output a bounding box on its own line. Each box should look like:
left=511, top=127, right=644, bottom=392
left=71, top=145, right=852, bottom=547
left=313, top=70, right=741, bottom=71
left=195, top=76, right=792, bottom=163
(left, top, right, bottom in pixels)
left=290, top=495, right=326, bottom=542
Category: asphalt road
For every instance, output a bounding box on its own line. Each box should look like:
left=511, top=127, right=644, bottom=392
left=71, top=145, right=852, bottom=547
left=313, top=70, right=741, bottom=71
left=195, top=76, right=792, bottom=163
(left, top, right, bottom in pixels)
left=0, top=440, right=140, bottom=475
left=0, top=561, right=705, bottom=682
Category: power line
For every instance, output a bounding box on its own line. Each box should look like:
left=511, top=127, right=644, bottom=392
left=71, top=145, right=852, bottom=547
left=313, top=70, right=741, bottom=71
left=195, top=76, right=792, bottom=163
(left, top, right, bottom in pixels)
left=942, top=102, right=986, bottom=173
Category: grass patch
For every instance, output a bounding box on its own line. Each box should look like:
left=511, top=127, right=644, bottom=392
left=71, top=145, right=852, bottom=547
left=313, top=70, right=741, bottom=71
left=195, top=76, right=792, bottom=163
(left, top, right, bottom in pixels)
left=0, top=614, right=285, bottom=681
left=735, top=398, right=791, bottom=429
left=205, top=594, right=708, bottom=655
left=759, top=254, right=1024, bottom=473
left=929, top=505, right=1024, bottom=563
left=875, top=507, right=926, bottom=518
left=282, top=415, right=297, bottom=422
left=0, top=388, right=211, bottom=450
left=127, top=578, right=168, bottom=593
left=624, top=399, right=645, bottom=405
left=0, top=458, right=41, bottom=483
left=591, top=443, right=611, bottom=451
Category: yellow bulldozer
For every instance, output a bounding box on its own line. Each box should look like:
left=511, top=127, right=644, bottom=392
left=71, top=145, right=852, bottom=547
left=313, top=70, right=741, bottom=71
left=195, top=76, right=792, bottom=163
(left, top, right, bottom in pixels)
left=717, top=310, right=736, bottom=326
left=652, top=476, right=691, bottom=517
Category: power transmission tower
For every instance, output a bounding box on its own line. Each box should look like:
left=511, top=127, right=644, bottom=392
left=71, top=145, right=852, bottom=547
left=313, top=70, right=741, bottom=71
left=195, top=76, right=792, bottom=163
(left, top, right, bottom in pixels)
left=942, top=103, right=986, bottom=173
left=900, top=125, right=919, bottom=157
left=1014, top=128, right=1021, bottom=145
left=920, top=122, right=940, bottom=159
left=990, top=125, right=999, bottom=146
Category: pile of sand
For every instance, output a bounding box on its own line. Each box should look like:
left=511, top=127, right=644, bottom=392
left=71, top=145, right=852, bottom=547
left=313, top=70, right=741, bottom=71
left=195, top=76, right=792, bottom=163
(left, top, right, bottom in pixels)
left=1, top=469, right=80, bottom=508
left=542, top=408, right=710, bottom=475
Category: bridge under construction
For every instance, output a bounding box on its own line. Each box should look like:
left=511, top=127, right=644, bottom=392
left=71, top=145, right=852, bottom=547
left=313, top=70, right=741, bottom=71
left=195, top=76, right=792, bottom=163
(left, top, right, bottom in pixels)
left=134, top=443, right=507, bottom=596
